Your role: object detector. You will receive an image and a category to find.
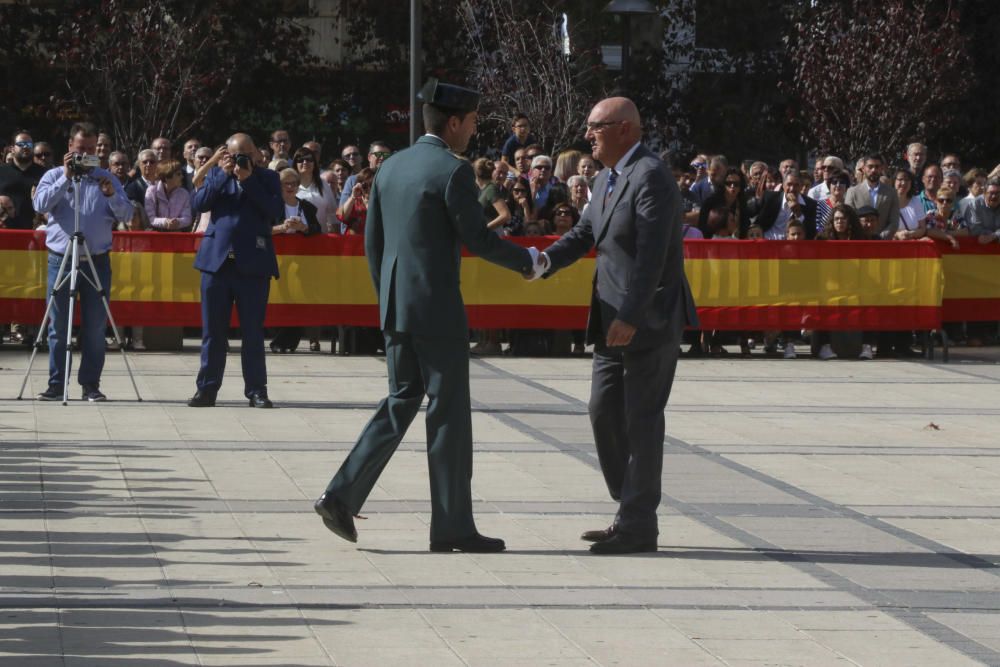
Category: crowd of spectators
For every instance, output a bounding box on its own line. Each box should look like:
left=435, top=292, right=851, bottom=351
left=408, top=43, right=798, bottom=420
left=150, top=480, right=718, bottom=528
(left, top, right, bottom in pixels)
left=2, top=119, right=999, bottom=357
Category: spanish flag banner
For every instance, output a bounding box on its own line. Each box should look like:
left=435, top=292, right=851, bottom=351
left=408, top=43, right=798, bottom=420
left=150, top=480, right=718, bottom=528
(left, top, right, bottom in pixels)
left=0, top=230, right=974, bottom=331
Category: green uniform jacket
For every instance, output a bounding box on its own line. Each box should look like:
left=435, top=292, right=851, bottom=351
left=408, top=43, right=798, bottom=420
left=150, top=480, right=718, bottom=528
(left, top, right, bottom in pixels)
left=365, top=134, right=534, bottom=338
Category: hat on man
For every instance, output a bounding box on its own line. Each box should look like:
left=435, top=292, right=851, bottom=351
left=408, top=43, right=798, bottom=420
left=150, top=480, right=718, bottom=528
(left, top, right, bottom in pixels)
left=417, top=78, right=480, bottom=113
left=856, top=205, right=878, bottom=218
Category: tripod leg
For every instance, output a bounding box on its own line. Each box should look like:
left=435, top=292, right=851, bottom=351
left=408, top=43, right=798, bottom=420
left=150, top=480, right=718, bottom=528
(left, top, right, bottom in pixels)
left=78, top=242, right=143, bottom=402
left=62, top=238, right=82, bottom=405
left=17, top=250, right=73, bottom=399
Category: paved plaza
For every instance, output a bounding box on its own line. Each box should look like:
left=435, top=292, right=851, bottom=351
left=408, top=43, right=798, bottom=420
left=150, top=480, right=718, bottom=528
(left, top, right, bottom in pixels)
left=1, top=341, right=999, bottom=666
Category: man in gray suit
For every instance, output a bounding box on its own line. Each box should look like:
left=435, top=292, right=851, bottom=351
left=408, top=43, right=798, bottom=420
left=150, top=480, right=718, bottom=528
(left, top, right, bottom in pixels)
left=536, top=97, right=698, bottom=554
left=845, top=153, right=899, bottom=238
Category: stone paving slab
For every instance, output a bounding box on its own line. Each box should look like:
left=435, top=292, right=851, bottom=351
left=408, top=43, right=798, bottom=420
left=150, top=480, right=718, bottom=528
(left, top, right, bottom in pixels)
left=1, top=341, right=999, bottom=666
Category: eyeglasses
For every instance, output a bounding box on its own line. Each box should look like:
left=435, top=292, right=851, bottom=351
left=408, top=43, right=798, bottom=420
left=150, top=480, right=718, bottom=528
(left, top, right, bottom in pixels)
left=512, top=188, right=528, bottom=194
left=281, top=181, right=299, bottom=187
left=271, top=138, right=290, bottom=144
left=534, top=165, right=551, bottom=171
left=831, top=181, right=849, bottom=188
left=555, top=209, right=573, bottom=215
left=34, top=152, right=52, bottom=158
left=342, top=152, right=361, bottom=159
left=585, top=120, right=624, bottom=132
left=371, top=151, right=391, bottom=159
left=294, top=157, right=314, bottom=164
left=15, top=141, right=33, bottom=148
left=724, top=182, right=741, bottom=189
left=937, top=198, right=954, bottom=204
left=110, top=161, right=128, bottom=167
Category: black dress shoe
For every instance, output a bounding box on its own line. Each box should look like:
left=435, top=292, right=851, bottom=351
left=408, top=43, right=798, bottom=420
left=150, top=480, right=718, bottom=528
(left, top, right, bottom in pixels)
left=247, top=390, right=273, bottom=408
left=589, top=534, right=657, bottom=555
left=314, top=493, right=357, bottom=543
left=430, top=533, right=505, bottom=553
left=187, top=390, right=217, bottom=407
left=581, top=524, right=618, bottom=543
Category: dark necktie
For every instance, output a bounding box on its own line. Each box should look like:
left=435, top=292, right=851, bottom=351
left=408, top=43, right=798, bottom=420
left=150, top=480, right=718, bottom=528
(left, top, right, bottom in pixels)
left=604, top=169, right=618, bottom=206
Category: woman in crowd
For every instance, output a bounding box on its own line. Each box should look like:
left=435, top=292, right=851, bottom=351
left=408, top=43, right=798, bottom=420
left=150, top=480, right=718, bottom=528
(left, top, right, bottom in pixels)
left=566, top=174, right=590, bottom=214
left=577, top=154, right=598, bottom=188
left=472, top=157, right=511, bottom=234
left=817, top=204, right=862, bottom=240
left=554, top=149, right=582, bottom=183
left=144, top=160, right=192, bottom=231
left=506, top=177, right=534, bottom=236
left=293, top=147, right=337, bottom=233
left=551, top=203, right=579, bottom=235
left=698, top=167, right=747, bottom=238
left=922, top=184, right=966, bottom=250
left=321, top=158, right=352, bottom=208
left=893, top=169, right=926, bottom=240
left=270, top=168, right=321, bottom=354
left=816, top=169, right=850, bottom=233
left=337, top=167, right=374, bottom=235
left=764, top=168, right=781, bottom=191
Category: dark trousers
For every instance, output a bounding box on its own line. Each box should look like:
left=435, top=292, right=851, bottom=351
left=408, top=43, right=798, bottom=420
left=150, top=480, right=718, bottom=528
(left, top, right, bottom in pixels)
left=589, top=331, right=681, bottom=539
left=325, top=330, right=477, bottom=542
left=46, top=252, right=111, bottom=390
left=196, top=261, right=270, bottom=396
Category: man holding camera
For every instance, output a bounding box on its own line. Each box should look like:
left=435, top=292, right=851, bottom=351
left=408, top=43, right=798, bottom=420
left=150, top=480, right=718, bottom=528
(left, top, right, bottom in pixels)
left=188, top=133, right=282, bottom=409
left=32, top=121, right=133, bottom=402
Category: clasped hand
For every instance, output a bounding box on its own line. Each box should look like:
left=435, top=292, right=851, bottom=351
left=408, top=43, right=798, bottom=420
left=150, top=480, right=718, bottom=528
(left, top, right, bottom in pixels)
left=523, top=247, right=550, bottom=281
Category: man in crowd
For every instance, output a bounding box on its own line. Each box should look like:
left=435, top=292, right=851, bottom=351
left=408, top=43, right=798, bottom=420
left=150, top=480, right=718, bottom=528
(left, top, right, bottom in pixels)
left=303, top=140, right=322, bottom=164
left=182, top=138, right=201, bottom=177
left=96, top=133, right=113, bottom=169
left=0, top=130, right=48, bottom=229
left=750, top=171, right=818, bottom=239
left=969, top=177, right=1000, bottom=244
left=151, top=137, right=172, bottom=162
left=513, top=147, right=532, bottom=179
left=919, top=163, right=943, bottom=213
left=125, top=149, right=158, bottom=204
left=339, top=140, right=392, bottom=206
left=341, top=144, right=363, bottom=174
left=269, top=129, right=291, bottom=161
left=33, top=142, right=55, bottom=170
left=0, top=195, right=16, bottom=228
left=501, top=113, right=535, bottom=165
left=314, top=78, right=539, bottom=553
left=32, top=121, right=133, bottom=402
left=107, top=151, right=130, bottom=185
left=807, top=156, right=844, bottom=201
left=188, top=133, right=282, bottom=409
left=536, top=96, right=697, bottom=554
left=846, top=153, right=899, bottom=238
left=529, top=154, right=554, bottom=209
left=906, top=143, right=927, bottom=177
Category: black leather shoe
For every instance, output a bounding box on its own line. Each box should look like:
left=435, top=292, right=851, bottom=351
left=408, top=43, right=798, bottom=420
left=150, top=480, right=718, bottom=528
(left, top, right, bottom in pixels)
left=314, top=493, right=357, bottom=543
left=187, top=390, right=216, bottom=407
left=247, top=390, right=273, bottom=408
left=581, top=524, right=618, bottom=543
left=430, top=533, right=505, bottom=553
left=589, top=534, right=657, bottom=555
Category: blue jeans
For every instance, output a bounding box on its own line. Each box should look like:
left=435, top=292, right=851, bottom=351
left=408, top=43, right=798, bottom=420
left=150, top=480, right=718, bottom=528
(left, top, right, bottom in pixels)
left=47, top=251, right=111, bottom=390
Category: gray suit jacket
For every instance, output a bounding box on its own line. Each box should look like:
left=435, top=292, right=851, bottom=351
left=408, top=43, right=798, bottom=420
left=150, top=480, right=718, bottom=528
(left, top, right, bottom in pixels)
left=544, top=144, right=698, bottom=350
left=845, top=181, right=900, bottom=238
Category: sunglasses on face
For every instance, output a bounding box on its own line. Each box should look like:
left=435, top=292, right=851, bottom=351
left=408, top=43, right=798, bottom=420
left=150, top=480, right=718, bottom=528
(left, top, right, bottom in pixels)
left=294, top=157, right=314, bottom=164
left=371, top=151, right=391, bottom=159
left=34, top=152, right=52, bottom=158
left=724, top=181, right=741, bottom=189
left=272, top=138, right=290, bottom=144
left=342, top=152, right=361, bottom=158
left=512, top=189, right=528, bottom=194
left=555, top=209, right=573, bottom=215
left=937, top=198, right=954, bottom=204
left=15, top=141, right=33, bottom=148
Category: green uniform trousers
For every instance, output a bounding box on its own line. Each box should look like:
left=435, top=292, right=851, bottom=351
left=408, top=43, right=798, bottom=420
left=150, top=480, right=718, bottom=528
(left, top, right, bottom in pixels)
left=325, top=330, right=477, bottom=542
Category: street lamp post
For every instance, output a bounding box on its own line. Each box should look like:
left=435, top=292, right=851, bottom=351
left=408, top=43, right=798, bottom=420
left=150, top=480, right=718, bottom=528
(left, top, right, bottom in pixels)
left=603, top=0, right=658, bottom=87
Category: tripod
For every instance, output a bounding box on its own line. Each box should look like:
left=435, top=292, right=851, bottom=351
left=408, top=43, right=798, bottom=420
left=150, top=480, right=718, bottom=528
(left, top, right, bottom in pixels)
left=17, top=170, right=142, bottom=405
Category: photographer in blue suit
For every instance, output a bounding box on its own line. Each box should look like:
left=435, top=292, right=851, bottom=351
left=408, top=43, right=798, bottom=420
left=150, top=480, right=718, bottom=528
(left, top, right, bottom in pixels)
left=188, top=133, right=282, bottom=409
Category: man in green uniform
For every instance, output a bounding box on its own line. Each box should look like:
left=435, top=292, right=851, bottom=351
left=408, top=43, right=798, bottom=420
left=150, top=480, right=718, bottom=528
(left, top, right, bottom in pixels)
left=315, top=79, right=541, bottom=553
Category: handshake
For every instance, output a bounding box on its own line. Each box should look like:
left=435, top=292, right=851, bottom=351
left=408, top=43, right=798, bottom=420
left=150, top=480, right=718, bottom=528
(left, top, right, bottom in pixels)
left=524, top=247, right=551, bottom=281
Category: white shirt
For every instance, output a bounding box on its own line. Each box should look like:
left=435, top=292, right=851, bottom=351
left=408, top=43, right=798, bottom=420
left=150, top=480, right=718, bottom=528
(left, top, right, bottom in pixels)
left=898, top=197, right=926, bottom=231
left=807, top=181, right=830, bottom=201
left=297, top=180, right=337, bottom=233
left=765, top=193, right=806, bottom=240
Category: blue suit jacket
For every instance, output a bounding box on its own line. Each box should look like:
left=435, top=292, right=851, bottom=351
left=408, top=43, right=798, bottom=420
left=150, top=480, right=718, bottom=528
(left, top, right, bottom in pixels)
left=192, top=166, right=282, bottom=278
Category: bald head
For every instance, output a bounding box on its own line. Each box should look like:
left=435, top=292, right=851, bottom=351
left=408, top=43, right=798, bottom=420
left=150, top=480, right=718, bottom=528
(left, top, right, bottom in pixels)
left=227, top=133, right=256, bottom=154
left=585, top=96, right=642, bottom=166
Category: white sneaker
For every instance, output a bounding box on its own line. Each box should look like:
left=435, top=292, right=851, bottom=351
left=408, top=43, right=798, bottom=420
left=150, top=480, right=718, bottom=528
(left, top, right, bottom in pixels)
left=859, top=344, right=873, bottom=360
left=783, top=342, right=797, bottom=359
left=818, top=344, right=837, bottom=360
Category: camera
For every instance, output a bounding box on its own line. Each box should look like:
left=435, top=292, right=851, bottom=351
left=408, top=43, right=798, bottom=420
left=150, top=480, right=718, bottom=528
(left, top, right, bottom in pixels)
left=233, top=153, right=252, bottom=170
left=69, top=153, right=100, bottom=174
